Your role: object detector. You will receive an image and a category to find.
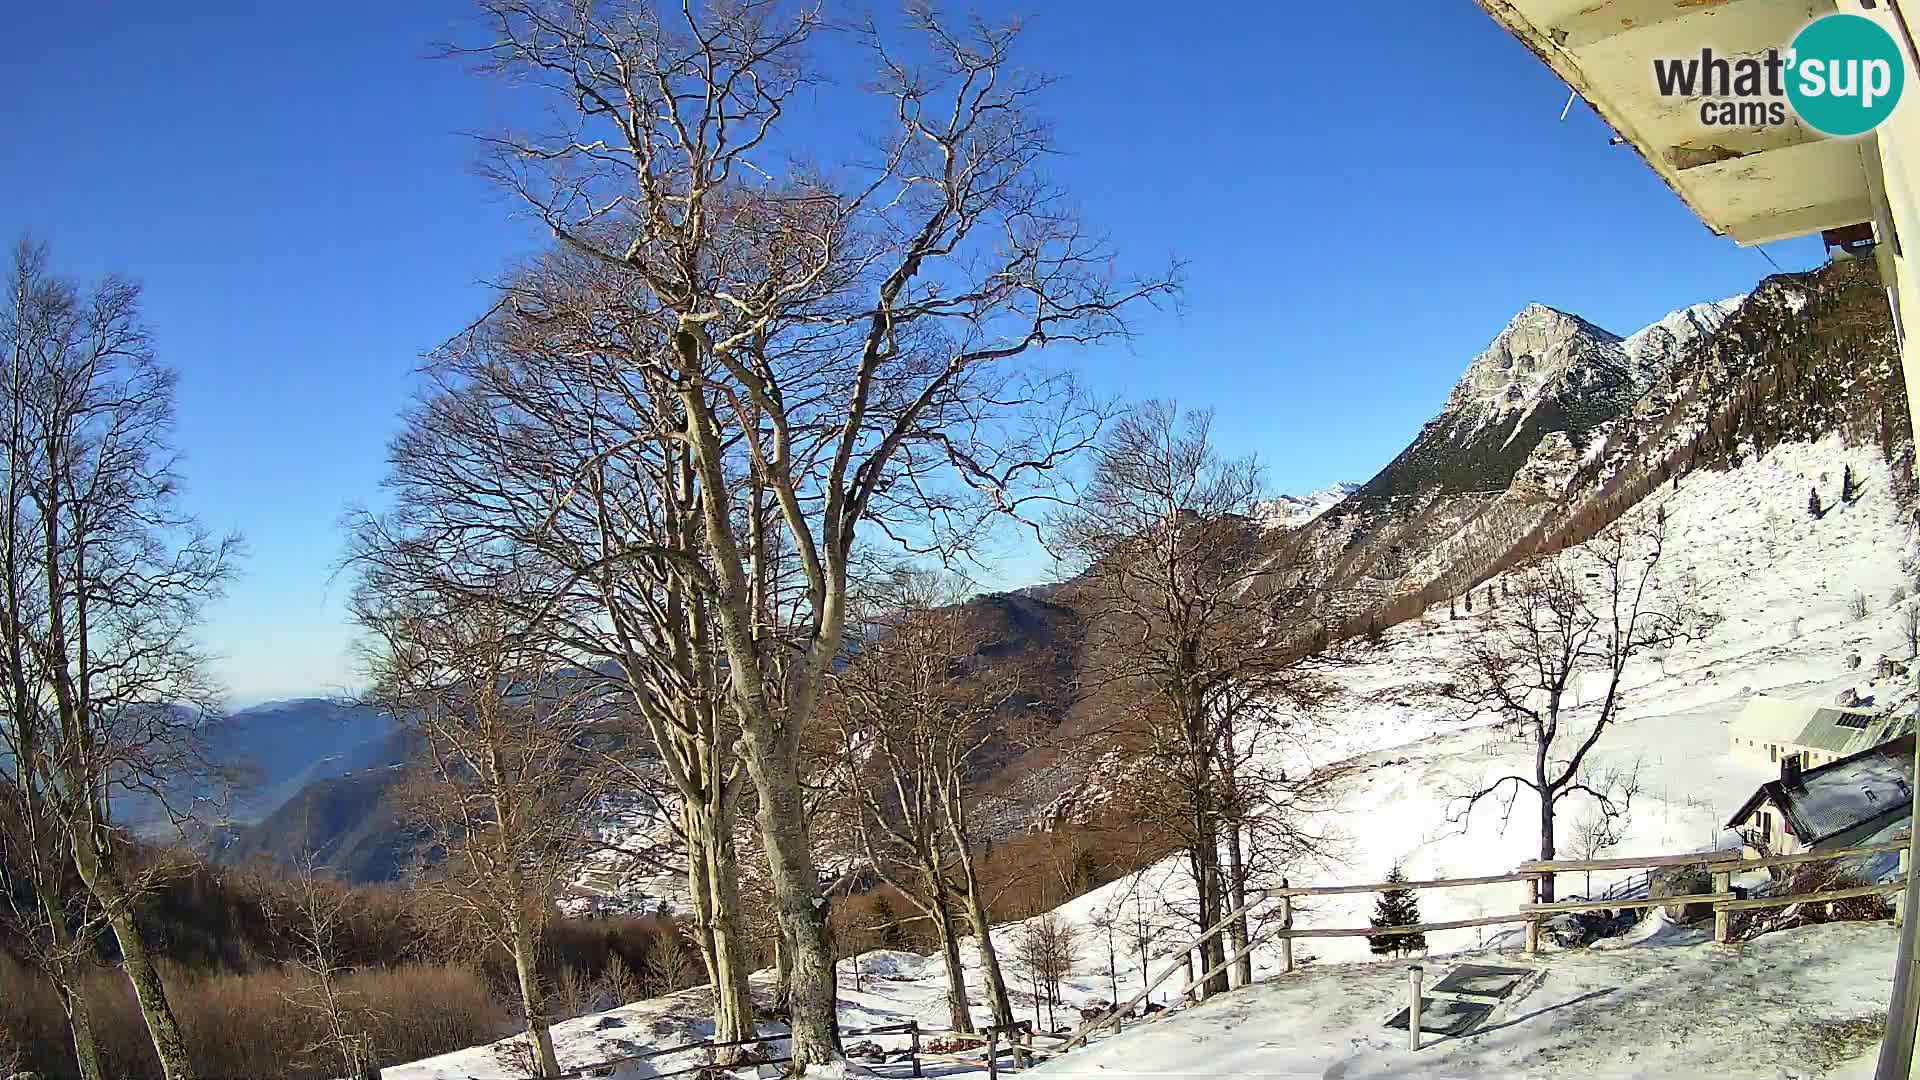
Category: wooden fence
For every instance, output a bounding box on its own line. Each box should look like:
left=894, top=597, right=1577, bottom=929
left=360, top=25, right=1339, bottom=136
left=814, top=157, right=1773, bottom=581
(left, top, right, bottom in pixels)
left=424, top=838, right=1913, bottom=1077
left=1059, top=837, right=1912, bottom=1051
left=443, top=1021, right=926, bottom=1080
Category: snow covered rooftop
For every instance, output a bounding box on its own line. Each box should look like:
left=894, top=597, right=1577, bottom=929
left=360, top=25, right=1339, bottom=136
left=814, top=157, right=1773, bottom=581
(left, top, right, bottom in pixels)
left=1727, top=734, right=1916, bottom=845
left=1733, top=694, right=1912, bottom=757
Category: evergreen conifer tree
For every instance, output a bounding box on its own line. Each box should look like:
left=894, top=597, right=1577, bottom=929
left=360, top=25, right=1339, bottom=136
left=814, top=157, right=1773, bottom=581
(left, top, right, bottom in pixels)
left=1368, top=863, right=1424, bottom=956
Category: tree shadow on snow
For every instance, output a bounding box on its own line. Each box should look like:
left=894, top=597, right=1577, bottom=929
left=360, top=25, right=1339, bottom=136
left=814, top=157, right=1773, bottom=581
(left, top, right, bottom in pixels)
left=1452, top=986, right=1618, bottom=1043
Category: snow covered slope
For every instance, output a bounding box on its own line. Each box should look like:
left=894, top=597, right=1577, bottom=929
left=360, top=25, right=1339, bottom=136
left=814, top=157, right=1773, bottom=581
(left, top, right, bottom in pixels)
left=387, top=433, right=1918, bottom=1080
left=1061, top=435, right=1916, bottom=963
left=1040, top=921, right=1894, bottom=1080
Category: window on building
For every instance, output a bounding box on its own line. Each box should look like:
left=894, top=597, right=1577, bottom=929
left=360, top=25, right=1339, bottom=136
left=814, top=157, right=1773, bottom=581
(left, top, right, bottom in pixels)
left=1770, top=745, right=1778, bottom=762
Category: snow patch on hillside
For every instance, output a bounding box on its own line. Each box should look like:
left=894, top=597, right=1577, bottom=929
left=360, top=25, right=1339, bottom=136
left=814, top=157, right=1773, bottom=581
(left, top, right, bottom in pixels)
left=1253, top=482, right=1361, bottom=529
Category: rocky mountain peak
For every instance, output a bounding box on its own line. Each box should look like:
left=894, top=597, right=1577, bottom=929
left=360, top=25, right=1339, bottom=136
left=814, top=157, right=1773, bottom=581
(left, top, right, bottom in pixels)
left=1621, top=297, right=1744, bottom=383
left=1443, top=297, right=1742, bottom=434
left=1445, top=304, right=1625, bottom=429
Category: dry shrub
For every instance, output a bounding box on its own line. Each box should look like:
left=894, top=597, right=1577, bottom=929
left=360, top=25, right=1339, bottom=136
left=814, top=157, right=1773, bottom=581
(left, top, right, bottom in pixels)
left=830, top=884, right=939, bottom=959
left=1732, top=865, right=1894, bottom=942
left=0, top=952, right=503, bottom=1080
left=974, top=814, right=1180, bottom=923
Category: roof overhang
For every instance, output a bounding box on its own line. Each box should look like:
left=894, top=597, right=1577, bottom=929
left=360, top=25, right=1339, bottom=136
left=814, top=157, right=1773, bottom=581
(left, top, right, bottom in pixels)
left=1478, top=0, right=1874, bottom=245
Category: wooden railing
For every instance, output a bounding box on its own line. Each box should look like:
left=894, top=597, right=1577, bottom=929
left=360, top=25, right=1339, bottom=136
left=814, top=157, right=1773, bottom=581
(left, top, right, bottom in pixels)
left=1058, top=837, right=1912, bottom=1053
left=439, top=839, right=1916, bottom=1077
left=451, top=1020, right=927, bottom=1080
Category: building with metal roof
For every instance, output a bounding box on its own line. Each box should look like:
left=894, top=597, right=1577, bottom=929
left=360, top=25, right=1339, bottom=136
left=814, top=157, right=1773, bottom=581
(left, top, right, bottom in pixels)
left=1727, top=733, right=1916, bottom=856
left=1731, top=694, right=1914, bottom=770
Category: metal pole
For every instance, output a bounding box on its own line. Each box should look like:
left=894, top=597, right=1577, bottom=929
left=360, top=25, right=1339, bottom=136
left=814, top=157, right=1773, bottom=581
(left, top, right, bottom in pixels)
left=1408, top=965, right=1423, bottom=1052
left=1874, top=719, right=1920, bottom=1080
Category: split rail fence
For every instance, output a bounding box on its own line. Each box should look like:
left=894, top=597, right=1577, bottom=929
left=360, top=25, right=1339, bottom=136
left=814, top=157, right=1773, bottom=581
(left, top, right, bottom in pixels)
left=1058, top=836, right=1913, bottom=1051
left=426, top=838, right=1910, bottom=1078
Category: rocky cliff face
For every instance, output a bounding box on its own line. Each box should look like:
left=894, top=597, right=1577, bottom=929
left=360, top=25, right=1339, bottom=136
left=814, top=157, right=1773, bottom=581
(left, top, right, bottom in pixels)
left=1354, top=297, right=1739, bottom=504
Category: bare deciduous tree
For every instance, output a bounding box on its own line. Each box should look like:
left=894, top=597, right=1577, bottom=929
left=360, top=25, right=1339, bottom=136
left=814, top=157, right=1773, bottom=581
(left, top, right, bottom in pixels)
left=1049, top=402, right=1341, bottom=996
left=447, top=3, right=1174, bottom=1065
left=0, top=237, right=239, bottom=1080
left=273, top=852, right=380, bottom=1080
left=357, top=239, right=763, bottom=1055
left=354, top=583, right=612, bottom=1080
left=1012, top=915, right=1077, bottom=1032
left=826, top=575, right=1027, bottom=1033
left=1569, top=778, right=1637, bottom=898
left=1433, top=513, right=1701, bottom=902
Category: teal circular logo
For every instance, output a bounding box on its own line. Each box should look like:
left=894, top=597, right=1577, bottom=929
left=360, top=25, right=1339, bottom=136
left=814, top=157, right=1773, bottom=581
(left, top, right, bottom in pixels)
left=1787, top=14, right=1905, bottom=136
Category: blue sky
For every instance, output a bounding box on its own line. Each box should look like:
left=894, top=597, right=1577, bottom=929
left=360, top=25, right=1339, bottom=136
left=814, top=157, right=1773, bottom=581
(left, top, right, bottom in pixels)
left=0, top=2, right=1821, bottom=704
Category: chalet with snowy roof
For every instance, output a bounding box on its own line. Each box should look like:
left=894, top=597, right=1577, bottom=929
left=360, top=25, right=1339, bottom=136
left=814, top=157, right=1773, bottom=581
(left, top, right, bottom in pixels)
left=1729, top=695, right=1913, bottom=772
left=1727, top=734, right=1915, bottom=858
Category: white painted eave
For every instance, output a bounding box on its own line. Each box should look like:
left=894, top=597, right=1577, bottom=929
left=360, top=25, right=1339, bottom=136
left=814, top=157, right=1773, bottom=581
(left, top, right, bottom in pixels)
left=1477, top=0, right=1872, bottom=245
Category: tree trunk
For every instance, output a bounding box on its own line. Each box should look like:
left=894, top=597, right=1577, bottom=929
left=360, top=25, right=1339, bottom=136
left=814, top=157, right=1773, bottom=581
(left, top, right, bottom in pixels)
left=740, top=742, right=839, bottom=1067
left=47, top=918, right=105, bottom=1080
left=1537, top=798, right=1558, bottom=904
left=508, top=909, right=561, bottom=1079
left=51, top=961, right=105, bottom=1080
left=951, top=830, right=1015, bottom=1028
left=704, top=816, right=758, bottom=1059
left=686, top=805, right=722, bottom=991
left=1538, top=757, right=1558, bottom=904
left=72, top=841, right=196, bottom=1080
left=1224, top=825, right=1252, bottom=989
left=929, top=886, right=974, bottom=1033
left=1188, top=832, right=1228, bottom=998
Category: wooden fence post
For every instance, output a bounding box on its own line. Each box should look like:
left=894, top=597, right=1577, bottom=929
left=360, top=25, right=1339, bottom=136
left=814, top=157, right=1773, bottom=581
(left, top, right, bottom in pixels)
left=1408, top=965, right=1423, bottom=1052
left=910, top=1021, right=922, bottom=1078
left=1524, top=876, right=1540, bottom=956
left=987, top=1027, right=999, bottom=1080
left=1280, top=879, right=1294, bottom=974
left=1713, top=869, right=1732, bottom=943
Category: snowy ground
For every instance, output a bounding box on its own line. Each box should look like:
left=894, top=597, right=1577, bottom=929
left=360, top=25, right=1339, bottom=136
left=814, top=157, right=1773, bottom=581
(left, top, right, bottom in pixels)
left=390, top=436, right=1919, bottom=1079
left=1041, top=921, right=1896, bottom=1080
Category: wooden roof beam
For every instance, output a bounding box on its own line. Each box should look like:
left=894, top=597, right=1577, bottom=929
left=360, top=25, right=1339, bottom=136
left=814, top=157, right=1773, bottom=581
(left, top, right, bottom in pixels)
left=1550, top=0, right=1779, bottom=52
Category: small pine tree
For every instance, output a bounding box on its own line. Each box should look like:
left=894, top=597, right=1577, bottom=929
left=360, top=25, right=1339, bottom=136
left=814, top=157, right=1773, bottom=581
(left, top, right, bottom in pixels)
left=1365, top=617, right=1382, bottom=645
left=1808, top=486, right=1825, bottom=520
left=1448, top=597, right=1456, bottom=619
left=1464, top=590, right=1473, bottom=614
left=871, top=892, right=907, bottom=950
left=1842, top=464, right=1860, bottom=503
left=1369, top=863, right=1424, bottom=956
